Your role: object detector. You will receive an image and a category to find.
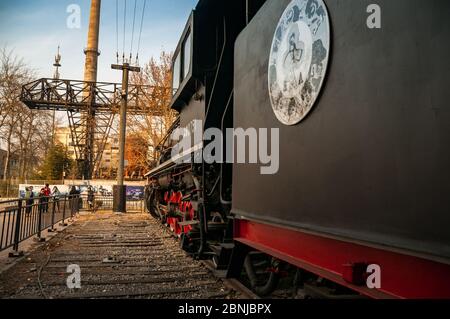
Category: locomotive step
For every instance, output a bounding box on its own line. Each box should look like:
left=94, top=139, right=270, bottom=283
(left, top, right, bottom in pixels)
left=210, top=243, right=234, bottom=270
left=178, top=220, right=199, bottom=226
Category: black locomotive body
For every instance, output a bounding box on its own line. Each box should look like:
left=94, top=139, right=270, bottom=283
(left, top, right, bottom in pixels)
left=145, top=0, right=255, bottom=255
left=146, top=0, right=450, bottom=298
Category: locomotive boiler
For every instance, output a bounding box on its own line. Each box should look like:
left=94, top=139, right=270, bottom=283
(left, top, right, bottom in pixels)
left=145, top=0, right=450, bottom=298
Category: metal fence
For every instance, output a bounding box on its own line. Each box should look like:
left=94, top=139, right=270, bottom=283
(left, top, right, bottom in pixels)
left=0, top=195, right=80, bottom=254
left=0, top=194, right=145, bottom=254
left=78, top=195, right=144, bottom=212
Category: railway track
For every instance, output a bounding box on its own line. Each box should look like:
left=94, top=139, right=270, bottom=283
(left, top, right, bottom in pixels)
left=0, top=211, right=245, bottom=299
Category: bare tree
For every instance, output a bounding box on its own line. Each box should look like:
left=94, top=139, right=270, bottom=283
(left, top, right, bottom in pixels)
left=0, top=47, right=54, bottom=181
left=15, top=110, right=55, bottom=179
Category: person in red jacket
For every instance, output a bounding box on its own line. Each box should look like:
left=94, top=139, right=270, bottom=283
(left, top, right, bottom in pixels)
left=41, top=184, right=51, bottom=213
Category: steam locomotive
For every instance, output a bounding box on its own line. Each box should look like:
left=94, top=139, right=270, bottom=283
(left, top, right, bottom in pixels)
left=145, top=0, right=450, bottom=298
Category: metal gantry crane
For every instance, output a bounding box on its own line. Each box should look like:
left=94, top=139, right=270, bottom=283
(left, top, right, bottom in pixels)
left=20, top=78, right=169, bottom=180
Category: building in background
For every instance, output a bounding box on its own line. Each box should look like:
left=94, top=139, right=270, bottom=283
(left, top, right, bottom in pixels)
left=54, top=126, right=77, bottom=160
left=55, top=127, right=121, bottom=179
left=97, top=134, right=120, bottom=179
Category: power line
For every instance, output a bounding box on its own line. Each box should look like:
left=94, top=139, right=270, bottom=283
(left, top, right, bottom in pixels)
left=122, top=0, right=127, bottom=63
left=116, top=0, right=119, bottom=63
left=136, top=0, right=148, bottom=65
left=130, top=0, right=138, bottom=61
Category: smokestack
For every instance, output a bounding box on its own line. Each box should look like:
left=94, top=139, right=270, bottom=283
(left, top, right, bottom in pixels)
left=82, top=0, right=101, bottom=180
left=83, top=0, right=101, bottom=82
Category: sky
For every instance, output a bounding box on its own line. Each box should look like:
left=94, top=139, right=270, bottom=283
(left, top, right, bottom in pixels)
left=0, top=0, right=198, bottom=83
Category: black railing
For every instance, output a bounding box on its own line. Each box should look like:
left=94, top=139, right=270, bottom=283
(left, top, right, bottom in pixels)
left=0, top=195, right=81, bottom=254
left=0, top=195, right=145, bottom=254
left=77, top=195, right=144, bottom=212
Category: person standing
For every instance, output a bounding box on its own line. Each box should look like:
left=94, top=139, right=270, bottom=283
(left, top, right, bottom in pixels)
left=69, top=186, right=80, bottom=213
left=42, top=184, right=51, bottom=213
left=87, top=186, right=95, bottom=210
left=69, top=186, right=77, bottom=197
left=38, top=188, right=46, bottom=215
left=25, top=186, right=34, bottom=215
left=52, top=186, right=61, bottom=212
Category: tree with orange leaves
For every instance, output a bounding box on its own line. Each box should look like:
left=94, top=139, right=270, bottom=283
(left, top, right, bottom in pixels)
left=124, top=133, right=149, bottom=178
left=127, top=51, right=178, bottom=177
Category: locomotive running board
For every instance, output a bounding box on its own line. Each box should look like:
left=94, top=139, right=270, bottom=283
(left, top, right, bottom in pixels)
left=178, top=220, right=199, bottom=226
left=145, top=142, right=203, bottom=178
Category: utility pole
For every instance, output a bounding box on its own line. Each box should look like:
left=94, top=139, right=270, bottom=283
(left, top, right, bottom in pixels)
left=111, top=63, right=140, bottom=213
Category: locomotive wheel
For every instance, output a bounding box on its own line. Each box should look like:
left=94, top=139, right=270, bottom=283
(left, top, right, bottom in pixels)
left=244, top=254, right=281, bottom=297
left=147, top=188, right=161, bottom=220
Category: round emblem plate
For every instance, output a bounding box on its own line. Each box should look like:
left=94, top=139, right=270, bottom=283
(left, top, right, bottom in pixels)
left=268, top=0, right=330, bottom=126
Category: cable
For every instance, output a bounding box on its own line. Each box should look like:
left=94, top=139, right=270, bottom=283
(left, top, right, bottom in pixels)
left=116, top=0, right=119, bottom=63
left=123, top=0, right=127, bottom=63
left=136, top=0, right=148, bottom=65
left=130, top=0, right=138, bottom=62
left=37, top=254, right=51, bottom=299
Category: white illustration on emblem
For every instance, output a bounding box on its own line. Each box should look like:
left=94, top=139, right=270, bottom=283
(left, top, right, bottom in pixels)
left=268, top=0, right=330, bottom=126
